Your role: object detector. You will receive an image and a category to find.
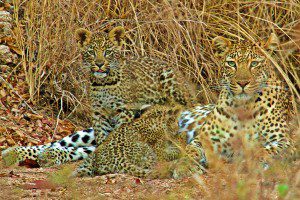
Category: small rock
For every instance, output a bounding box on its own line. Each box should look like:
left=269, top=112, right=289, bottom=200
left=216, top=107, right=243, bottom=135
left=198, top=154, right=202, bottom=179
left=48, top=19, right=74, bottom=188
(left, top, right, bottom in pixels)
left=0, top=22, right=12, bottom=38
left=0, top=45, right=17, bottom=64
left=0, top=11, right=12, bottom=22
left=0, top=64, right=10, bottom=72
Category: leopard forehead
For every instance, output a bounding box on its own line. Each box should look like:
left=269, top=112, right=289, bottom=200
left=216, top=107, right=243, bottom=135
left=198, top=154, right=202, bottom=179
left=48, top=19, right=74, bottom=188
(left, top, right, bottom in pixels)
left=225, top=42, right=264, bottom=61
left=87, top=33, right=112, bottom=50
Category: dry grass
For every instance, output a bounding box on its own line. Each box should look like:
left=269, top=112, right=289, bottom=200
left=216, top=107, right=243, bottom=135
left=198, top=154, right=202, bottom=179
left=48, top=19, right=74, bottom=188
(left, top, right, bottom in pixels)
left=7, top=0, right=300, bottom=199
left=11, top=0, right=300, bottom=118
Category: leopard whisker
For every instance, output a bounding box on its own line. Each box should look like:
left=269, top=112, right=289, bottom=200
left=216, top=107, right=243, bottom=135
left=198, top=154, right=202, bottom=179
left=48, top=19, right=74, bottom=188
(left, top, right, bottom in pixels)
left=264, top=85, right=289, bottom=90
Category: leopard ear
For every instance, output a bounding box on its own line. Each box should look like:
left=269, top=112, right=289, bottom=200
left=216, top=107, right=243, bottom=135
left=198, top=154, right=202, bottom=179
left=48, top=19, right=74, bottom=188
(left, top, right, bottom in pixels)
left=75, top=28, right=92, bottom=47
left=108, top=26, right=125, bottom=48
left=264, top=33, right=279, bottom=51
left=212, top=36, right=232, bottom=57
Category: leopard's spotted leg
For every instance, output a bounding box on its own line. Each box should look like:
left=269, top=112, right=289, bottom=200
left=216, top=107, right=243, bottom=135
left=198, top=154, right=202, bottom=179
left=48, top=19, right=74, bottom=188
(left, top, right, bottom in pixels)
left=260, top=134, right=294, bottom=170
left=92, top=110, right=115, bottom=145
left=37, top=146, right=96, bottom=167
left=259, top=124, right=295, bottom=163
left=254, top=97, right=296, bottom=164
left=178, top=104, right=215, bottom=144
left=263, top=135, right=295, bottom=157
left=170, top=138, right=208, bottom=179
left=1, top=128, right=96, bottom=166
left=2, top=145, right=46, bottom=166
left=73, top=151, right=155, bottom=178
left=121, top=163, right=153, bottom=178
left=52, top=128, right=96, bottom=148
left=72, top=153, right=96, bottom=177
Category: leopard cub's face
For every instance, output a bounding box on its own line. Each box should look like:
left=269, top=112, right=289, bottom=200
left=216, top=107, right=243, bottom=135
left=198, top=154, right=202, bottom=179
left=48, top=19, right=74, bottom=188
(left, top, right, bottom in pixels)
left=213, top=34, right=279, bottom=100
left=75, top=27, right=125, bottom=83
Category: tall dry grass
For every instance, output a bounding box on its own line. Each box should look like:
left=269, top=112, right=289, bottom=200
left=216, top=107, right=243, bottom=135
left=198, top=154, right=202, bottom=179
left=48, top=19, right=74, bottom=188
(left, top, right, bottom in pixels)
left=9, top=0, right=300, bottom=198
left=11, top=0, right=300, bottom=119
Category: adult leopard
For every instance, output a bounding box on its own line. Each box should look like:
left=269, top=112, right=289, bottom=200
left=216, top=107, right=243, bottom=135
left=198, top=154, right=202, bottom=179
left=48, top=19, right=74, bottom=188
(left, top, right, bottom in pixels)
left=171, top=33, right=295, bottom=177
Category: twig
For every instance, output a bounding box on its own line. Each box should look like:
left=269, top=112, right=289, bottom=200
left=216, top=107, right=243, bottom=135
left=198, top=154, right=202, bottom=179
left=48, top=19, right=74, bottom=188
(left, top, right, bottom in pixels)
left=52, top=93, right=63, bottom=140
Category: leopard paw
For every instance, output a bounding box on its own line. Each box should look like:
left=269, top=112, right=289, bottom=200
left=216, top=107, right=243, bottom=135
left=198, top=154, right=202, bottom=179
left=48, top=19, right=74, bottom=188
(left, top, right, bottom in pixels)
left=170, top=157, right=205, bottom=179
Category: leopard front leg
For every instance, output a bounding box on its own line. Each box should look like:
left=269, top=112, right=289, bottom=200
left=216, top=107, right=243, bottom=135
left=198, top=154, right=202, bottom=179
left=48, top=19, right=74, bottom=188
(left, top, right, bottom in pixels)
left=160, top=68, right=187, bottom=105
left=258, top=121, right=295, bottom=161
left=253, top=103, right=296, bottom=163
left=170, top=139, right=208, bottom=179
left=72, top=153, right=96, bottom=177
left=153, top=140, right=182, bottom=162
left=92, top=106, right=141, bottom=145
left=92, top=111, right=115, bottom=145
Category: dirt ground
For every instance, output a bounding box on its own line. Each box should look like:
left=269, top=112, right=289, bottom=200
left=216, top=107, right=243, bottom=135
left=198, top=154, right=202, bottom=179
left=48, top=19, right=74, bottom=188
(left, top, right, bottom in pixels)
left=0, top=162, right=208, bottom=200
left=1, top=160, right=299, bottom=200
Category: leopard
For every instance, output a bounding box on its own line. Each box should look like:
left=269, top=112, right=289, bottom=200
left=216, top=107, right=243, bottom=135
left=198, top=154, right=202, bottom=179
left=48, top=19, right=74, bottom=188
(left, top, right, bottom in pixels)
left=75, top=26, right=192, bottom=146
left=1, top=128, right=97, bottom=167
left=1, top=26, right=193, bottom=167
left=32, top=103, right=214, bottom=176
left=2, top=102, right=211, bottom=172
left=170, top=33, right=296, bottom=177
left=38, top=104, right=187, bottom=177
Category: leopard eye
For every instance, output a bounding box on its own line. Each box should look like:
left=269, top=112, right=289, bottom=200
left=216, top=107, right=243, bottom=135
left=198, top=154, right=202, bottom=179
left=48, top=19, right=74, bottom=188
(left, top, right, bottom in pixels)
left=227, top=61, right=236, bottom=68
left=104, top=50, right=112, bottom=57
left=250, top=61, right=259, bottom=68
left=86, top=51, right=95, bottom=57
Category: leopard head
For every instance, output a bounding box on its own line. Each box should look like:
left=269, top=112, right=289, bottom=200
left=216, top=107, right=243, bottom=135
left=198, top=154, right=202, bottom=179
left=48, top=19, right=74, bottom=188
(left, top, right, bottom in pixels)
left=212, top=33, right=279, bottom=100
left=75, top=26, right=126, bottom=85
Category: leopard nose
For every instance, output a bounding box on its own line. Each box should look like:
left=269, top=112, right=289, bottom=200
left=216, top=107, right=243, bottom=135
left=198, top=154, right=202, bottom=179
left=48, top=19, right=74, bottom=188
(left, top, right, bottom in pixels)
left=95, top=62, right=104, bottom=68
left=237, top=81, right=250, bottom=88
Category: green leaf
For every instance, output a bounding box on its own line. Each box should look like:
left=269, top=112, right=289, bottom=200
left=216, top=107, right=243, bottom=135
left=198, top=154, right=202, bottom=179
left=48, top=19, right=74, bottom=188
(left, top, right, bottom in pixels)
left=277, top=184, right=289, bottom=198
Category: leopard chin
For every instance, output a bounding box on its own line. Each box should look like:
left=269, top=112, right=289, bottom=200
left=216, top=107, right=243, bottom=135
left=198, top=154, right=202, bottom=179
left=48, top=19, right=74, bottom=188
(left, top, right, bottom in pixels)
left=233, top=92, right=253, bottom=102
left=236, top=93, right=251, bottom=99
left=231, top=85, right=257, bottom=101
left=93, top=72, right=108, bottom=78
